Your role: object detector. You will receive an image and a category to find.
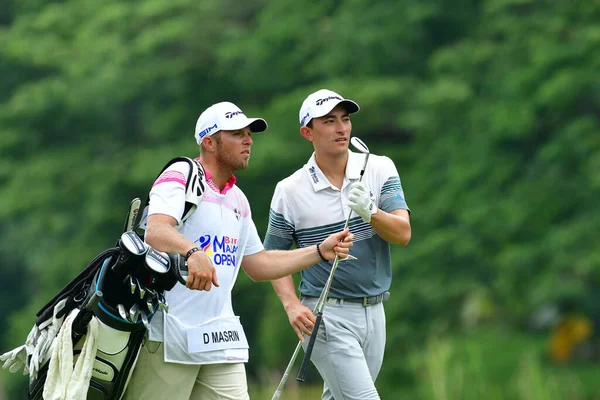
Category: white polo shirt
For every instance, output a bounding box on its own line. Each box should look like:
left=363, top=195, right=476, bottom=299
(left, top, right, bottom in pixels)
left=264, top=150, right=409, bottom=298
left=146, top=160, right=263, bottom=365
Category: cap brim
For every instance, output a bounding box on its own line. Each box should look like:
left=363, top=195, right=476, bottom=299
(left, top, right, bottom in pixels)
left=221, top=117, right=268, bottom=133
left=248, top=118, right=268, bottom=133
left=312, top=99, right=360, bottom=120
left=338, top=100, right=360, bottom=114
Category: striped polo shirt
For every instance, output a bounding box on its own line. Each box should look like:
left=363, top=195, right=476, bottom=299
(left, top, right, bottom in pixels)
left=264, top=150, right=409, bottom=298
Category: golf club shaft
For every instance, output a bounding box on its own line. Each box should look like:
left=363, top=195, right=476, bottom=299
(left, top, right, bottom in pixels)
left=271, top=341, right=303, bottom=400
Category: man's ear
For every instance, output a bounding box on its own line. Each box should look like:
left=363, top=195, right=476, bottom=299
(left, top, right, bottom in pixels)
left=202, top=135, right=217, bottom=152
left=300, top=126, right=313, bottom=142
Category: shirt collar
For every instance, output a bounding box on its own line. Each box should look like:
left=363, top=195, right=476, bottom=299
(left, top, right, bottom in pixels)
left=303, top=150, right=365, bottom=192
left=202, top=166, right=237, bottom=195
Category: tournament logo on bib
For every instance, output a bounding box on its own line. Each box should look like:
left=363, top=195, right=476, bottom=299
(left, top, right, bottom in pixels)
left=194, top=235, right=238, bottom=266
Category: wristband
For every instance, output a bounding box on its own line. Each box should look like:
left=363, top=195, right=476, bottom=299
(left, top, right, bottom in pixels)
left=316, top=243, right=328, bottom=262
left=185, top=246, right=202, bottom=261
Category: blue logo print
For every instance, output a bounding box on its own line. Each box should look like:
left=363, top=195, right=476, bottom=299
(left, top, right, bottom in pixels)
left=193, top=234, right=238, bottom=266
left=199, top=123, right=218, bottom=138
left=196, top=235, right=211, bottom=249
left=300, top=112, right=311, bottom=126
left=308, top=166, right=319, bottom=183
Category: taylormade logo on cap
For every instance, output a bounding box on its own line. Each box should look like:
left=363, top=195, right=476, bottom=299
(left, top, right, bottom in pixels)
left=195, top=102, right=268, bottom=144
left=316, top=95, right=342, bottom=106
left=298, top=89, right=360, bottom=126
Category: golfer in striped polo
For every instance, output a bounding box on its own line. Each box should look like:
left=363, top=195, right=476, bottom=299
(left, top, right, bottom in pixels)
left=264, top=89, right=411, bottom=400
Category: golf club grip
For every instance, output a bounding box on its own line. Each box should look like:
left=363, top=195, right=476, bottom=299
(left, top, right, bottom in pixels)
left=297, top=312, right=323, bottom=382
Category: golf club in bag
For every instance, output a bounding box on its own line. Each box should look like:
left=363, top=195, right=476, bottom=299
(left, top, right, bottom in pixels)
left=271, top=137, right=371, bottom=400
left=1, top=216, right=189, bottom=400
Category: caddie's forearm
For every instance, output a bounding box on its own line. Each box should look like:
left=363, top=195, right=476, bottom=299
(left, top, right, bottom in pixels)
left=245, top=246, right=320, bottom=281
left=145, top=222, right=197, bottom=257
left=272, top=276, right=301, bottom=310
left=265, top=246, right=321, bottom=277
left=370, top=210, right=411, bottom=245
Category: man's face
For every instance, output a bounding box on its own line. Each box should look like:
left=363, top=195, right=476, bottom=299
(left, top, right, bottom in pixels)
left=308, top=105, right=352, bottom=156
left=214, top=127, right=253, bottom=171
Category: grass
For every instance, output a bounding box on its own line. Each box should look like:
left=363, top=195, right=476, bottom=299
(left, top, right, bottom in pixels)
left=409, top=328, right=600, bottom=400
left=247, top=328, right=600, bottom=400
left=249, top=383, right=323, bottom=400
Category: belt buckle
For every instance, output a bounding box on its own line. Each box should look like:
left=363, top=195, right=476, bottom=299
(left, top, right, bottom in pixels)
left=327, top=298, right=338, bottom=306
left=363, top=297, right=371, bottom=307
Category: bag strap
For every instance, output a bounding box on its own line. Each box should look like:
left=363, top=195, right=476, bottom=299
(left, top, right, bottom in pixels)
left=133, top=156, right=207, bottom=235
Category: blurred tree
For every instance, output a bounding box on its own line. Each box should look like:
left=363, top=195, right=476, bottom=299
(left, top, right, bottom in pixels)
left=0, top=0, right=599, bottom=398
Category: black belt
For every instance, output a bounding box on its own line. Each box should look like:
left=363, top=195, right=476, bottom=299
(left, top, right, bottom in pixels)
left=302, top=291, right=390, bottom=307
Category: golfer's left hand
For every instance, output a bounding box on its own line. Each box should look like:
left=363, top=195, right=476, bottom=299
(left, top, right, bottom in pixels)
left=348, top=182, right=377, bottom=223
left=319, top=229, right=354, bottom=260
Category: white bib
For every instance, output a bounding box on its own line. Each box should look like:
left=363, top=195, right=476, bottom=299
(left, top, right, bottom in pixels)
left=187, top=318, right=249, bottom=353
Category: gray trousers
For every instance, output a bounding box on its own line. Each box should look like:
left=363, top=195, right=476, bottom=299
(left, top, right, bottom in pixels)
left=301, top=297, right=386, bottom=400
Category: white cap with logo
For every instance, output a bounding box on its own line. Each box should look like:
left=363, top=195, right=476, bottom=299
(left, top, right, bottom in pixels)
left=298, top=89, right=360, bottom=127
left=194, top=102, right=268, bottom=144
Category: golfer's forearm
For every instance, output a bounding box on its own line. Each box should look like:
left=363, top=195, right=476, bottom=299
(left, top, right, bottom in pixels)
left=370, top=211, right=411, bottom=245
left=272, top=276, right=301, bottom=310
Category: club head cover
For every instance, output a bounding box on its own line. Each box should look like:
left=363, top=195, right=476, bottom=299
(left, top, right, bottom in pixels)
left=113, top=232, right=149, bottom=274
left=142, top=249, right=178, bottom=292
left=167, top=253, right=188, bottom=286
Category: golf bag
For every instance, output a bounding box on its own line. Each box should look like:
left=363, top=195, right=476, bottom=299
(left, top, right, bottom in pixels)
left=1, top=156, right=205, bottom=399
left=1, top=232, right=188, bottom=400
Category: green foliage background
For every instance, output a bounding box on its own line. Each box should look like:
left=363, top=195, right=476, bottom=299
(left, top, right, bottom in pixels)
left=1, top=0, right=599, bottom=398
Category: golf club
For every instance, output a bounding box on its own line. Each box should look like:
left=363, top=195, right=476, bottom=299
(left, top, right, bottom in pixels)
left=119, top=231, right=148, bottom=256
left=123, top=198, right=141, bottom=233
left=145, top=248, right=171, bottom=274
left=271, top=137, right=371, bottom=399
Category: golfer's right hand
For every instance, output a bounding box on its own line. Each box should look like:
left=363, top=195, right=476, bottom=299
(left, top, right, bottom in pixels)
left=186, top=250, right=219, bottom=291
left=285, top=301, right=316, bottom=342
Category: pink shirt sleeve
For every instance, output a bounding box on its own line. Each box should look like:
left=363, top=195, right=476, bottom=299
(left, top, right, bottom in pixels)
left=148, top=161, right=191, bottom=224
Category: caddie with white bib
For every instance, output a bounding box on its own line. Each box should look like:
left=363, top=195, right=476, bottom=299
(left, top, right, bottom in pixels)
left=123, top=101, right=355, bottom=400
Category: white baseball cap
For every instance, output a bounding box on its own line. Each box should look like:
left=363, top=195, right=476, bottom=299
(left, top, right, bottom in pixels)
left=194, top=102, right=268, bottom=144
left=299, top=89, right=360, bottom=126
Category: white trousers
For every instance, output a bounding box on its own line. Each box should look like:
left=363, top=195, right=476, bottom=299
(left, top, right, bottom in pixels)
left=301, top=297, right=386, bottom=400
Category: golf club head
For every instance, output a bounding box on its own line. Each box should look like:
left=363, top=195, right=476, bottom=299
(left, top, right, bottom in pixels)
left=350, top=137, right=369, bottom=154
left=119, top=231, right=149, bottom=256
left=145, top=248, right=170, bottom=274
left=168, top=253, right=188, bottom=285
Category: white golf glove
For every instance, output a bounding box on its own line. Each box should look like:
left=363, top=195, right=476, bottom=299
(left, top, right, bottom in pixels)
left=0, top=345, right=28, bottom=374
left=348, top=182, right=377, bottom=223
